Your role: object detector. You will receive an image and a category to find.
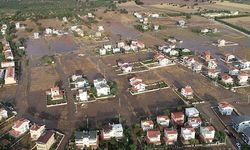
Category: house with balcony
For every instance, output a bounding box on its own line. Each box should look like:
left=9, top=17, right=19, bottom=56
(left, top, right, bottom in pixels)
left=181, top=85, right=194, bottom=99
left=200, top=126, right=215, bottom=143
left=9, top=118, right=30, bottom=138
left=70, top=74, right=89, bottom=90
left=36, top=131, right=55, bottom=150
left=101, top=123, right=123, bottom=140
left=187, top=117, right=202, bottom=128
left=156, top=115, right=170, bottom=127
left=75, top=130, right=99, bottom=149
left=232, top=116, right=250, bottom=133
left=76, top=89, right=88, bottom=102
left=163, top=129, right=178, bottom=145
left=129, top=77, right=146, bottom=93
left=221, top=74, right=234, bottom=85
left=218, top=101, right=234, bottom=116
left=238, top=72, right=249, bottom=85
left=181, top=127, right=195, bottom=144
left=30, top=124, right=46, bottom=141
left=93, top=78, right=111, bottom=97
left=207, top=60, right=217, bottom=69
left=46, top=86, right=65, bottom=101
left=207, top=69, right=220, bottom=79
left=4, top=67, right=16, bottom=85
left=239, top=60, right=250, bottom=70
left=145, top=130, right=161, bottom=145
left=141, top=120, right=154, bottom=131
left=154, top=54, right=172, bottom=66
left=171, top=112, right=185, bottom=125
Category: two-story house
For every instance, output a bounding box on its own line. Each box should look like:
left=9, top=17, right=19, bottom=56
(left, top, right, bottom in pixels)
left=145, top=130, right=161, bottom=145
left=75, top=130, right=99, bottom=149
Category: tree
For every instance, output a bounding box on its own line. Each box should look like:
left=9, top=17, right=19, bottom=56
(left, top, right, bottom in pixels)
left=189, top=138, right=196, bottom=147
left=163, top=108, right=170, bottom=116
left=130, top=144, right=137, bottom=150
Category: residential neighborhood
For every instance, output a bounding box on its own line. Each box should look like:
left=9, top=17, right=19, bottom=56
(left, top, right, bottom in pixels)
left=1, top=0, right=250, bottom=149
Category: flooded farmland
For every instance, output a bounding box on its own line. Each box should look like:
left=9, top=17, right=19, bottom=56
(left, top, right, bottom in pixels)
left=26, top=36, right=79, bottom=57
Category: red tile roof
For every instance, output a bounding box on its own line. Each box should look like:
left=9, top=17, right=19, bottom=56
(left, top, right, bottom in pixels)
left=219, top=101, right=233, bottom=109
left=147, top=130, right=160, bottom=138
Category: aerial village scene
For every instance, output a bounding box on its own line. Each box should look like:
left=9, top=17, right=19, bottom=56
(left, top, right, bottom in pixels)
left=0, top=0, right=250, bottom=149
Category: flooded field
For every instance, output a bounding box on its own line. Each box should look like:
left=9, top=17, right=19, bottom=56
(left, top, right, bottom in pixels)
left=26, top=36, right=78, bottom=57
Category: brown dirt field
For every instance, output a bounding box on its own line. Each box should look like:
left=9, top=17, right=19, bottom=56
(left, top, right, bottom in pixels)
left=30, top=65, right=59, bottom=92
left=38, top=19, right=64, bottom=29
left=201, top=1, right=250, bottom=12
left=222, top=16, right=250, bottom=31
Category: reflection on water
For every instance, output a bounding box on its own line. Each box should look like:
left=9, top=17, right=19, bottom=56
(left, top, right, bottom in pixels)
left=26, top=36, right=78, bottom=57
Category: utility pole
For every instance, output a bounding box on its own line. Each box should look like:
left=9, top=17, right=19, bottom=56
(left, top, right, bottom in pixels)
left=248, top=94, right=250, bottom=104
left=119, top=98, right=121, bottom=107
left=85, top=115, right=89, bottom=129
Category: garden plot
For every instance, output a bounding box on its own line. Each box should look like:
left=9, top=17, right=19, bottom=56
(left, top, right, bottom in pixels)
left=129, top=81, right=169, bottom=95
left=113, top=61, right=149, bottom=75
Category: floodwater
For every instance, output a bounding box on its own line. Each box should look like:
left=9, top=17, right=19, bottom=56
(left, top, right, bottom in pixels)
left=26, top=36, right=78, bottom=57
left=108, top=23, right=141, bottom=40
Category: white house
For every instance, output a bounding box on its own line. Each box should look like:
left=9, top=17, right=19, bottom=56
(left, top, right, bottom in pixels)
left=129, top=77, right=146, bottom=92
left=30, top=124, right=46, bottom=141
left=207, top=60, right=217, bottom=69
left=218, top=101, right=234, bottom=116
left=34, top=32, right=40, bottom=39
left=163, top=129, right=178, bottom=145
left=46, top=86, right=64, bottom=100
left=1, top=61, right=15, bottom=68
left=101, top=123, right=123, bottom=140
left=232, top=116, right=250, bottom=133
left=229, top=67, right=240, bottom=76
left=192, top=62, right=203, bottom=72
left=117, top=42, right=125, bottom=48
left=99, top=48, right=107, bottom=56
left=145, top=130, right=161, bottom=145
left=76, top=89, right=88, bottom=102
left=156, top=115, right=170, bottom=127
left=221, top=74, right=234, bottom=85
left=121, top=63, right=132, bottom=73
left=150, top=13, right=160, bottom=18
left=154, top=54, right=172, bottom=66
left=75, top=130, right=98, bottom=149
left=112, top=47, right=121, bottom=54
left=4, top=67, right=16, bottom=85
left=141, top=120, right=154, bottom=131
left=70, top=74, right=89, bottom=89
left=181, top=85, right=193, bottom=99
left=239, top=60, right=250, bottom=70
left=93, top=78, right=111, bottom=97
left=207, top=69, right=220, bottom=79
left=177, top=20, right=186, bottom=27
left=0, top=107, right=8, bottom=121
left=238, top=72, right=249, bottom=85
left=104, top=44, right=112, bottom=50
left=181, top=127, right=195, bottom=142
left=200, top=126, right=215, bottom=143
left=185, top=107, right=199, bottom=118
left=169, top=50, right=179, bottom=57
left=187, top=117, right=202, bottom=128
left=9, top=118, right=30, bottom=138
left=224, top=54, right=236, bottom=63
left=98, top=26, right=104, bottom=32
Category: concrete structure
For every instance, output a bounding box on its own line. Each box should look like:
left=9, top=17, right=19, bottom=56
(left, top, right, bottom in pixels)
left=187, top=117, right=202, bottom=128
left=76, top=89, right=88, bottom=102
left=129, top=77, right=146, bottom=92
left=181, top=127, right=195, bottom=142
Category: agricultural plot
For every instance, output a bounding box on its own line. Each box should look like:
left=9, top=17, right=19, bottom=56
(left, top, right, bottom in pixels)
left=221, top=16, right=250, bottom=31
